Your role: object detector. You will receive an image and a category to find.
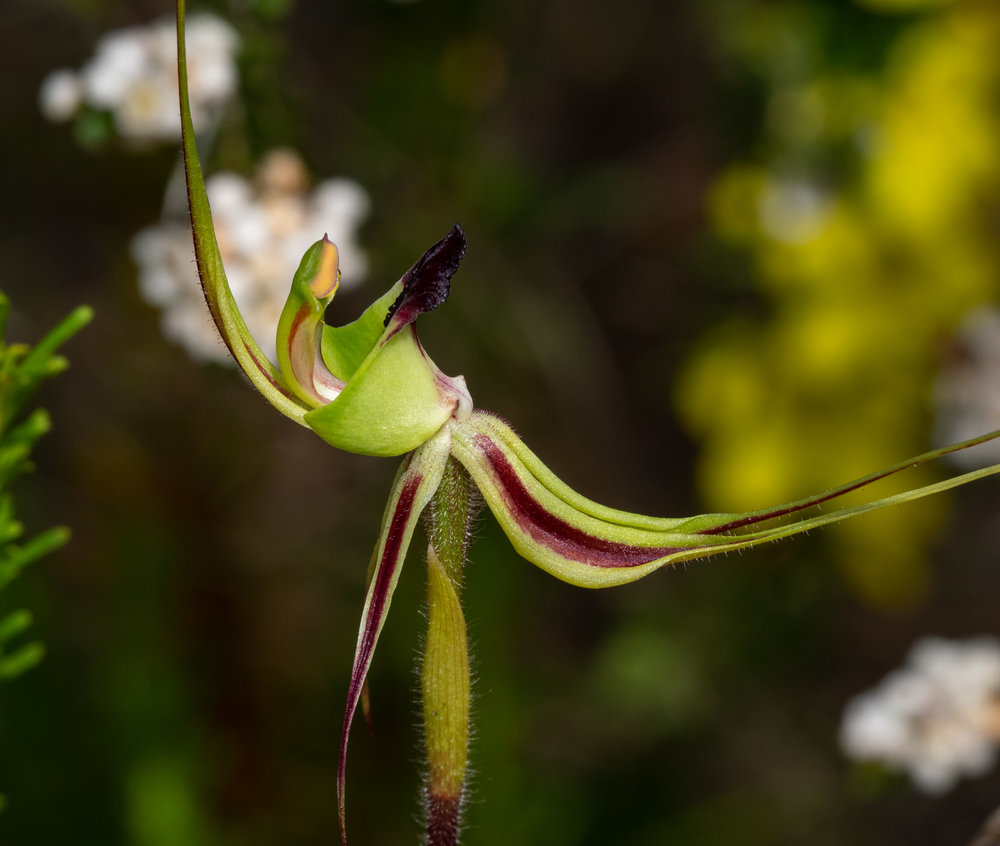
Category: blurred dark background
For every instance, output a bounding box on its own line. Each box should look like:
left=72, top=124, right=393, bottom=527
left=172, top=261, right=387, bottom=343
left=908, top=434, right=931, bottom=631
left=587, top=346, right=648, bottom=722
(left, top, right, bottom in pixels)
left=3, top=0, right=1000, bottom=844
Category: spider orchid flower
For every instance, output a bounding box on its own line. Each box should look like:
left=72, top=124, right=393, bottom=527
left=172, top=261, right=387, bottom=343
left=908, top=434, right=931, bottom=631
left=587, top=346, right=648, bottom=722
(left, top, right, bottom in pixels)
left=176, top=3, right=1000, bottom=843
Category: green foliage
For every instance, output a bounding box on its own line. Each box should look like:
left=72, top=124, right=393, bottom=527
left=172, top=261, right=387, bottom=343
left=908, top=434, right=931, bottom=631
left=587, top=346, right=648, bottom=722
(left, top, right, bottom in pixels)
left=0, top=294, right=91, bottom=682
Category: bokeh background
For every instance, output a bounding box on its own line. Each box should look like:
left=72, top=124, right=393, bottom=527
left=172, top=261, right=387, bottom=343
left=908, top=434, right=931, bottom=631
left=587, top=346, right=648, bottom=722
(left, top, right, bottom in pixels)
left=3, top=0, right=1000, bottom=844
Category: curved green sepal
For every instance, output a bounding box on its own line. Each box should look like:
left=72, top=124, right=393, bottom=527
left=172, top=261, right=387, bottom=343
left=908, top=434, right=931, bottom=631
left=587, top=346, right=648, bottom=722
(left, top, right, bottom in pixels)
left=176, top=0, right=308, bottom=425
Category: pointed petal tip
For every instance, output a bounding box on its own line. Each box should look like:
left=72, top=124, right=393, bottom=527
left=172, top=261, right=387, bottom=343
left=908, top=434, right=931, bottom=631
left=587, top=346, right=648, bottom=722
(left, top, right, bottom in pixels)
left=337, top=730, right=350, bottom=844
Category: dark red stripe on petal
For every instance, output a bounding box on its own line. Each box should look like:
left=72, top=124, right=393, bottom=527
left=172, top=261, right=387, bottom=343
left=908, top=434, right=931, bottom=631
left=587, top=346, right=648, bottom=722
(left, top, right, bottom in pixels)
left=475, top=435, right=681, bottom=568
left=339, top=472, right=423, bottom=844
left=701, top=466, right=902, bottom=535
left=288, top=304, right=310, bottom=350
left=360, top=475, right=420, bottom=660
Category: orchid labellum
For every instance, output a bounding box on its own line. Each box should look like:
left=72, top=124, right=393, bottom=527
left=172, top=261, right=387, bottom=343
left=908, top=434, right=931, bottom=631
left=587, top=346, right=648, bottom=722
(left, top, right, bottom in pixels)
left=176, top=3, right=1000, bottom=843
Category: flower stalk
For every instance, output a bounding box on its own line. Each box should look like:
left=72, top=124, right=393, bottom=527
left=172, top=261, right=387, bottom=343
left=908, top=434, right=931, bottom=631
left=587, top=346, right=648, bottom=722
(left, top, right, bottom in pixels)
left=422, top=545, right=470, bottom=846
left=421, top=457, right=476, bottom=845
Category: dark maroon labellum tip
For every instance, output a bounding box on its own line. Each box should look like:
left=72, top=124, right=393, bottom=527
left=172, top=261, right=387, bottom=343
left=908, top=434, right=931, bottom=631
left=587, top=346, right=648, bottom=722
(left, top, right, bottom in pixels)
left=384, top=224, right=467, bottom=327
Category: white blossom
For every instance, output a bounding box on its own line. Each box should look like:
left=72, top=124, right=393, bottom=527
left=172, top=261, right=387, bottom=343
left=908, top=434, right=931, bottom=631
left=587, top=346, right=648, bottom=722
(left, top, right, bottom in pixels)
left=116, top=74, right=182, bottom=141
left=38, top=69, right=83, bottom=122
left=132, top=150, right=371, bottom=365
left=935, top=307, right=1000, bottom=469
left=81, top=28, right=149, bottom=108
left=39, top=14, right=239, bottom=143
left=840, top=636, right=1000, bottom=793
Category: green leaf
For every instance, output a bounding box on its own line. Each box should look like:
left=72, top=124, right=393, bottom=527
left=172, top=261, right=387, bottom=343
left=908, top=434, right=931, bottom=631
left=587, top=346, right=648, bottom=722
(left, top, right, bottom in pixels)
left=0, top=641, right=45, bottom=680
left=0, top=609, right=32, bottom=643
left=0, top=527, right=70, bottom=590
left=0, top=305, right=90, bottom=434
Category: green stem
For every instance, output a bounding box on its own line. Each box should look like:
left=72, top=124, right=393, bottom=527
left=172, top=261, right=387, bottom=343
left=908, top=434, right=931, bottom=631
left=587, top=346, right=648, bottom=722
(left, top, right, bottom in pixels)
left=422, top=456, right=474, bottom=846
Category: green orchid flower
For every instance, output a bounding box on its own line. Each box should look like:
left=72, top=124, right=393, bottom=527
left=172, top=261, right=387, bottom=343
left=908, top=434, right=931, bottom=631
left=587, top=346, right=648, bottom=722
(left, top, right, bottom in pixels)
left=175, top=3, right=1000, bottom=843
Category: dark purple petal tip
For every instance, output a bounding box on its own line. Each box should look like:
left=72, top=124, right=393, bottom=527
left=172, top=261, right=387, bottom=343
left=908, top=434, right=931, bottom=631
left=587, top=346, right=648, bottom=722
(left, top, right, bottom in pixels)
left=384, top=224, right=467, bottom=327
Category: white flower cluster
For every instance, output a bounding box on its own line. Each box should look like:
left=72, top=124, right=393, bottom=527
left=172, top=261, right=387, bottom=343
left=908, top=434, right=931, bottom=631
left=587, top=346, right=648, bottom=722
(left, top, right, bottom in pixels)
left=935, top=307, right=1000, bottom=469
left=132, top=149, right=370, bottom=364
left=39, top=14, right=239, bottom=143
left=840, top=636, right=1000, bottom=793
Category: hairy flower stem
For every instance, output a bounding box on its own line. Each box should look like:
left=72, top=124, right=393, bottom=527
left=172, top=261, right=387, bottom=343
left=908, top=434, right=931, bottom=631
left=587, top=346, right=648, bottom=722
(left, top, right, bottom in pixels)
left=422, top=456, right=474, bottom=846
left=428, top=455, right=474, bottom=576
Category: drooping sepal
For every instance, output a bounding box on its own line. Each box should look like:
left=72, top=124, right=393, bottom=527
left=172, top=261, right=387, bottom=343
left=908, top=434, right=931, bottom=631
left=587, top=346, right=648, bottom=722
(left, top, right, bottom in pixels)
left=338, top=427, right=451, bottom=844
left=450, top=411, right=1000, bottom=588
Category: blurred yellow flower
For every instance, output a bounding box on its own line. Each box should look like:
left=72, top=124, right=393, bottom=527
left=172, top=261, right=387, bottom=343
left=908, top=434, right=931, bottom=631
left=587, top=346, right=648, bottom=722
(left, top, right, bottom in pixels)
left=678, top=1, right=1000, bottom=608
left=853, top=0, right=954, bottom=13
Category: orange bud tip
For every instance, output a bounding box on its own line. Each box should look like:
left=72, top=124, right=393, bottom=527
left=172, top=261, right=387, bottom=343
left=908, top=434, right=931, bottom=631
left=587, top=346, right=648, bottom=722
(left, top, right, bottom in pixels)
left=310, top=236, right=341, bottom=298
